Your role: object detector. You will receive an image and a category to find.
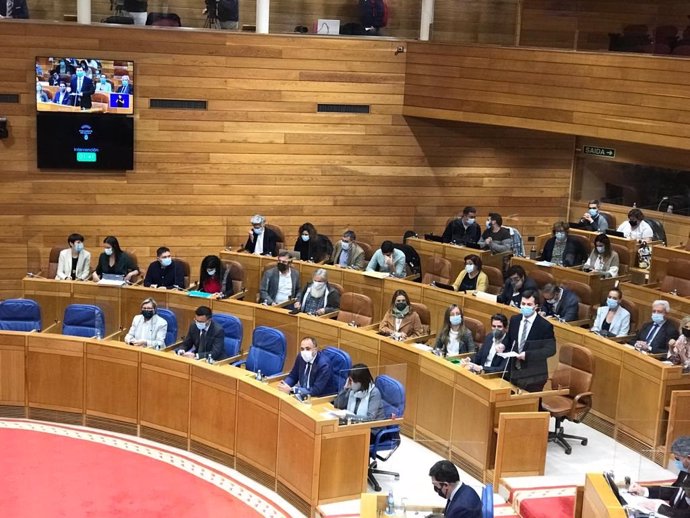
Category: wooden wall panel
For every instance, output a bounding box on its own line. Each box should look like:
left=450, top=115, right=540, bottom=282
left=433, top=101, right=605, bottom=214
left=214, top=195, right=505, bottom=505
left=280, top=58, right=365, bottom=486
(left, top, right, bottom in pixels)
left=0, top=21, right=574, bottom=299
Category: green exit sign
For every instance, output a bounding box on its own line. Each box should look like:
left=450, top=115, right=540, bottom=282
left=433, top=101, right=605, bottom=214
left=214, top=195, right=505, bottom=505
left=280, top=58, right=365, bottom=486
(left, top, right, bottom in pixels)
left=76, top=151, right=97, bottom=162
left=583, top=145, right=615, bottom=158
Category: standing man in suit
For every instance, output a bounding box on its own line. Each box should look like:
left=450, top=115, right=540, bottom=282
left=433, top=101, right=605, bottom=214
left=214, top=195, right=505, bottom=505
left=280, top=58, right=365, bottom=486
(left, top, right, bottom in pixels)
left=629, top=436, right=690, bottom=516
left=330, top=230, right=367, bottom=270
left=429, top=460, right=482, bottom=518
left=506, top=289, right=557, bottom=392
left=539, top=283, right=580, bottom=322
left=176, top=306, right=225, bottom=361
left=277, top=337, right=333, bottom=397
left=259, top=251, right=300, bottom=305
left=244, top=214, right=279, bottom=256
left=52, top=82, right=71, bottom=105
left=69, top=67, right=94, bottom=109
left=630, top=300, right=679, bottom=354
left=463, top=313, right=510, bottom=374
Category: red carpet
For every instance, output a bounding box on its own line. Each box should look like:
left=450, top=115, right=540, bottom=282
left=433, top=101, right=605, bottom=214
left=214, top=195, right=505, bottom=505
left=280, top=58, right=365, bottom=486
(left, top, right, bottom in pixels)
left=0, top=420, right=295, bottom=518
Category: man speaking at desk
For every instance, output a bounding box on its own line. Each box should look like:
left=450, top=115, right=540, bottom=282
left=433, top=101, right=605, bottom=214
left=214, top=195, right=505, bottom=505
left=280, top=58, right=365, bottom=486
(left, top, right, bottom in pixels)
left=277, top=337, right=332, bottom=397
left=506, top=289, right=556, bottom=392
left=176, top=306, right=225, bottom=361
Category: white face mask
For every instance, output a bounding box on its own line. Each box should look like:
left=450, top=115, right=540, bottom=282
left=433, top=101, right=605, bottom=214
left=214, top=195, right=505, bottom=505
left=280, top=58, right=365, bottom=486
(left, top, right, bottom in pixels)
left=596, top=245, right=605, bottom=254
left=300, top=350, right=313, bottom=363
left=351, top=382, right=362, bottom=392
left=206, top=268, right=216, bottom=276
left=104, top=248, right=113, bottom=256
left=195, top=321, right=207, bottom=331
left=341, top=241, right=351, bottom=250
left=465, top=264, right=475, bottom=274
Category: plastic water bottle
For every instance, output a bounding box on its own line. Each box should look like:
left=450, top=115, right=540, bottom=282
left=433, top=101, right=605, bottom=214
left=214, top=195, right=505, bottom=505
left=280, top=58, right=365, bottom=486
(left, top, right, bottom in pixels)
left=95, top=329, right=102, bottom=340
left=256, top=370, right=263, bottom=381
left=385, top=490, right=394, bottom=515
left=206, top=353, right=213, bottom=364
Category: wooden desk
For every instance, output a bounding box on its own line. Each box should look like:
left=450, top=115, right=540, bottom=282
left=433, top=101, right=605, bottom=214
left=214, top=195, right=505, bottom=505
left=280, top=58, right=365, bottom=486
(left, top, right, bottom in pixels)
left=620, top=282, right=690, bottom=321
left=649, top=245, right=690, bottom=283
left=582, top=473, right=627, bottom=518
left=407, top=237, right=508, bottom=280
left=0, top=331, right=371, bottom=516
left=512, top=256, right=619, bottom=305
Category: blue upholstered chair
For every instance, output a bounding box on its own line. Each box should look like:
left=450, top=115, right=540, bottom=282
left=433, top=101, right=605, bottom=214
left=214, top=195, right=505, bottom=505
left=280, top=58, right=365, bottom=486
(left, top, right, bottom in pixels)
left=213, top=313, right=243, bottom=358
left=0, top=298, right=41, bottom=332
left=320, top=346, right=351, bottom=395
left=368, top=375, right=405, bottom=491
left=156, top=308, right=178, bottom=346
left=62, top=304, right=105, bottom=338
left=234, top=326, right=286, bottom=376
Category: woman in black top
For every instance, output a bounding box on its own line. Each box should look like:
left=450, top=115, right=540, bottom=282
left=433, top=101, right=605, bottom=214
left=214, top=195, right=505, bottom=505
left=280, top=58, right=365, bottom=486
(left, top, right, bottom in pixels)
left=92, top=236, right=139, bottom=282
left=293, top=222, right=330, bottom=263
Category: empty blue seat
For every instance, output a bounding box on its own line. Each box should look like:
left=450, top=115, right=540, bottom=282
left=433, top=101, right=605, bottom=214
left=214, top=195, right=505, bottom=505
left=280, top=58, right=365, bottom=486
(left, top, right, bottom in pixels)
left=156, top=308, right=178, bottom=346
left=320, top=346, right=352, bottom=395
left=213, top=313, right=243, bottom=358
left=0, top=298, right=41, bottom=332
left=234, top=326, right=286, bottom=376
left=63, top=304, right=105, bottom=338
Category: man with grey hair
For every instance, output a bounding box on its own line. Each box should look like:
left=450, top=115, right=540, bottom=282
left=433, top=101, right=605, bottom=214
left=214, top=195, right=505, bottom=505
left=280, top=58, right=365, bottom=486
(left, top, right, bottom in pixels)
left=629, top=435, right=690, bottom=516
left=330, top=230, right=367, bottom=270
left=630, top=300, right=678, bottom=354
left=294, top=268, right=340, bottom=316
left=244, top=214, right=279, bottom=256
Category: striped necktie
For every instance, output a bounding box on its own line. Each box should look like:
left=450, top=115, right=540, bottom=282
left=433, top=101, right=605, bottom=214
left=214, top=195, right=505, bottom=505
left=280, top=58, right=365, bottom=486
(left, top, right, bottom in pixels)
left=6, top=0, right=13, bottom=17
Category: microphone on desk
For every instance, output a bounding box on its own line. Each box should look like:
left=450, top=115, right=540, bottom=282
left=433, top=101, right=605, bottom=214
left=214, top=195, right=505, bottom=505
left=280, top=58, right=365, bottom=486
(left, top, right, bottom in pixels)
left=500, top=340, right=517, bottom=382
left=26, top=271, right=45, bottom=279
left=656, top=196, right=669, bottom=212
left=172, top=284, right=189, bottom=292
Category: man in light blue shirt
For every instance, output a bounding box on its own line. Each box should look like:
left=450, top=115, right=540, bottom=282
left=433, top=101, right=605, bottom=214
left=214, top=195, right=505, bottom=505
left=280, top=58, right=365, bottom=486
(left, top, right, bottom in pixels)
left=366, top=240, right=406, bottom=277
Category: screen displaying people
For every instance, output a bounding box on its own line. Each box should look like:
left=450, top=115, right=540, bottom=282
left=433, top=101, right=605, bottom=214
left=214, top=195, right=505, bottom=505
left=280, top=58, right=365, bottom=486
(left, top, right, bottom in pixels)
left=35, top=57, right=134, bottom=114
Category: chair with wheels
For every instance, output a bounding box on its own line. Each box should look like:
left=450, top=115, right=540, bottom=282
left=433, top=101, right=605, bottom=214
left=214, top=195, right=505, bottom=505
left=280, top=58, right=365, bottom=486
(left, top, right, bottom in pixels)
left=541, top=343, right=594, bottom=454
left=368, top=375, right=405, bottom=491
left=0, top=299, right=42, bottom=332
left=234, top=326, right=286, bottom=376
left=62, top=304, right=105, bottom=338
left=213, top=313, right=243, bottom=359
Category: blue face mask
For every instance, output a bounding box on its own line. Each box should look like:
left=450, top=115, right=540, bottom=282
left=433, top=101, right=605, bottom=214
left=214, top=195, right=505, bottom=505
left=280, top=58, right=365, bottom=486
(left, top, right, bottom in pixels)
left=555, top=232, right=566, bottom=241
left=301, top=235, right=310, bottom=242
left=74, top=243, right=84, bottom=253
left=466, top=218, right=476, bottom=225
left=76, top=70, right=85, bottom=78
left=253, top=227, right=263, bottom=235
left=589, top=208, right=598, bottom=217
left=160, top=257, right=172, bottom=267
left=449, top=315, right=462, bottom=326
left=122, top=80, right=128, bottom=86
left=520, top=305, right=535, bottom=318
left=606, top=298, right=619, bottom=309
left=100, top=78, right=106, bottom=84
left=674, top=459, right=687, bottom=472
left=651, top=313, right=665, bottom=324
left=195, top=321, right=207, bottom=331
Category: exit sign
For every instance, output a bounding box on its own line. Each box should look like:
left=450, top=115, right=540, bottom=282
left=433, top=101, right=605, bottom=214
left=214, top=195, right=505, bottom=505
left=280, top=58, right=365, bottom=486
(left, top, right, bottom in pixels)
left=583, top=145, right=615, bottom=158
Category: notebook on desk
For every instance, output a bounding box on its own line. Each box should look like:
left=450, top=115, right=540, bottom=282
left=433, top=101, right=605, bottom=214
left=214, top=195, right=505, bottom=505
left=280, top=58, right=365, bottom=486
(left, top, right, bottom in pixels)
left=187, top=290, right=213, bottom=299
left=363, top=270, right=391, bottom=279
left=97, top=273, right=126, bottom=286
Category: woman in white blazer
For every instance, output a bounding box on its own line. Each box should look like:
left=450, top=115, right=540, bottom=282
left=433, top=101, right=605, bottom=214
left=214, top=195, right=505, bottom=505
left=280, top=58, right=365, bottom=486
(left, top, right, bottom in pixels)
left=124, top=298, right=168, bottom=349
left=591, top=287, right=631, bottom=338
left=56, top=233, right=91, bottom=281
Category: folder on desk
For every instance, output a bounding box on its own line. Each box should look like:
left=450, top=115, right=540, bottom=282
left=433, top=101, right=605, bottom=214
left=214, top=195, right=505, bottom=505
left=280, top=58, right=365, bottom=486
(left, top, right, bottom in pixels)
left=98, top=274, right=126, bottom=286
left=188, top=290, right=213, bottom=299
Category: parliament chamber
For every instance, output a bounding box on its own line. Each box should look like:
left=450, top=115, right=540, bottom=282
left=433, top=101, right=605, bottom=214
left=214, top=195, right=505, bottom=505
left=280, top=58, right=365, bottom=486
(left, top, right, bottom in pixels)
left=3, top=2, right=690, bottom=516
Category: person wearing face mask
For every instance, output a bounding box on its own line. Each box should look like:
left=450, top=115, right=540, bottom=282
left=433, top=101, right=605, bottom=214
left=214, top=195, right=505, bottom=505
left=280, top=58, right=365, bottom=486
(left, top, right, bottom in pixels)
left=452, top=254, right=488, bottom=292
left=52, top=82, right=71, bottom=105
left=591, top=287, right=631, bottom=337
left=539, top=221, right=579, bottom=267
left=580, top=199, right=609, bottom=233
left=630, top=300, right=679, bottom=354
left=124, top=298, right=168, bottom=348
left=293, top=222, right=331, bottom=263
left=463, top=313, right=510, bottom=374
left=539, top=283, right=580, bottom=322
left=506, top=289, right=556, bottom=392
left=478, top=212, right=512, bottom=253
left=277, top=337, right=333, bottom=397
left=366, top=240, right=406, bottom=278
left=582, top=234, right=620, bottom=278
left=329, top=230, right=367, bottom=270
left=333, top=363, right=384, bottom=421
left=176, top=306, right=225, bottom=360
left=95, top=74, right=112, bottom=93
left=433, top=305, right=474, bottom=356
left=35, top=82, right=48, bottom=103
left=259, top=251, right=300, bottom=305
left=628, top=436, right=690, bottom=517
left=667, top=316, right=690, bottom=369
left=428, top=460, right=482, bottom=518
left=144, top=246, right=185, bottom=289
left=197, top=255, right=234, bottom=298
left=294, top=269, right=340, bottom=316
left=441, top=206, right=481, bottom=246
left=56, top=233, right=91, bottom=281
left=244, top=214, right=279, bottom=256
left=92, top=236, right=139, bottom=282
left=117, top=74, right=134, bottom=95
left=497, top=265, right=539, bottom=307
left=379, top=289, right=423, bottom=340
left=617, top=208, right=654, bottom=241
left=69, top=66, right=94, bottom=109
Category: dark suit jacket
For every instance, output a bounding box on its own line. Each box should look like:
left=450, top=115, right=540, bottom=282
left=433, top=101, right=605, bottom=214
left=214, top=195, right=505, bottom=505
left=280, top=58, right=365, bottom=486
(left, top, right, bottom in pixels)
left=0, top=0, right=29, bottom=17
left=117, top=84, right=133, bottom=95
left=283, top=350, right=333, bottom=397
left=541, top=287, right=580, bottom=322
left=69, top=76, right=94, bottom=108
left=259, top=267, right=300, bottom=305
left=648, top=471, right=690, bottom=518
left=442, top=219, right=481, bottom=246
left=143, top=260, right=185, bottom=289
left=52, top=90, right=71, bottom=105
left=540, top=237, right=579, bottom=267
left=445, top=483, right=482, bottom=518
left=630, top=320, right=679, bottom=354
left=507, top=314, right=556, bottom=389
left=180, top=320, right=225, bottom=360
left=245, top=227, right=279, bottom=256
left=471, top=334, right=509, bottom=373
left=497, top=276, right=540, bottom=306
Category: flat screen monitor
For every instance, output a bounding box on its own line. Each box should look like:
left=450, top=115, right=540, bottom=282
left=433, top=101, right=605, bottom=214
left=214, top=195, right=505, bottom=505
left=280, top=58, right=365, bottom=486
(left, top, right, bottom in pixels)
left=35, top=57, right=134, bottom=115
left=37, top=112, right=134, bottom=170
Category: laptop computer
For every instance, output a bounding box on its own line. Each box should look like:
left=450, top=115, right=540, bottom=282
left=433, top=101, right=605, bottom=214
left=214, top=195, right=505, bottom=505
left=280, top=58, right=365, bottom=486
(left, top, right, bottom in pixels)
left=424, top=233, right=443, bottom=243
left=605, top=228, right=626, bottom=238
left=432, top=281, right=456, bottom=291
left=279, top=249, right=301, bottom=260
left=97, top=273, right=126, bottom=286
